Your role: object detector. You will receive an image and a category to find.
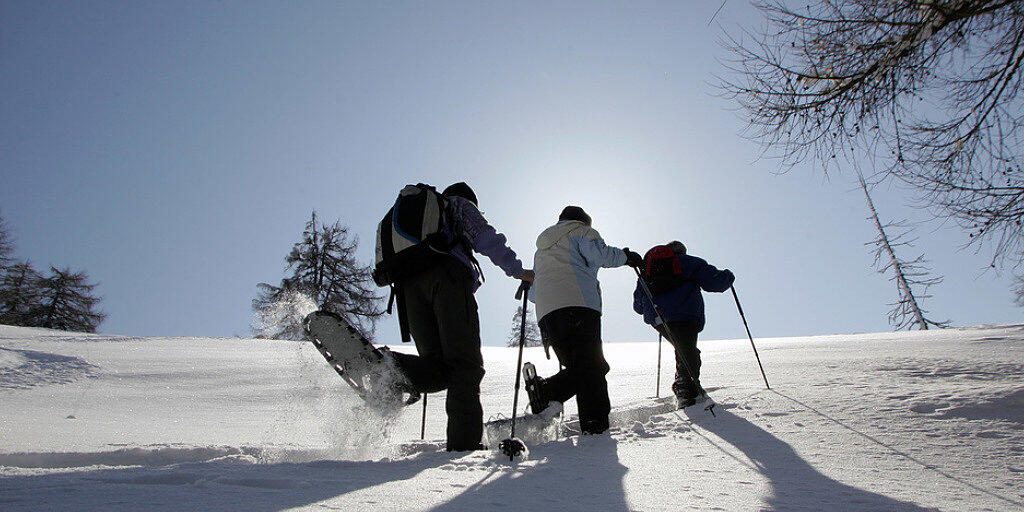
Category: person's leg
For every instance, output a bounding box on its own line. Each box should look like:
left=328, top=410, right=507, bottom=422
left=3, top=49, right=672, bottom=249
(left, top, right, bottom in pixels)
left=432, top=260, right=486, bottom=451
left=568, top=308, right=611, bottom=434
left=537, top=308, right=579, bottom=404
left=389, top=270, right=448, bottom=394
left=660, top=321, right=701, bottom=399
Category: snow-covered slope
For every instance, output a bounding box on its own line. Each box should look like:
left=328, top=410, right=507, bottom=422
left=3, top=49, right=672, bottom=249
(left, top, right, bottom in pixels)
left=1, top=324, right=1022, bottom=511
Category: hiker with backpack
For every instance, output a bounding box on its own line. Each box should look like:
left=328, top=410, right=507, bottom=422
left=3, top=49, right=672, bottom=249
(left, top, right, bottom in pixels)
left=632, top=241, right=734, bottom=409
left=521, top=206, right=643, bottom=435
left=373, top=182, right=532, bottom=452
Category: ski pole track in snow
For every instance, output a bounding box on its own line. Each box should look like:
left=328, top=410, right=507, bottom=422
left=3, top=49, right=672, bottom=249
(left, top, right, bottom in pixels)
left=769, top=389, right=1024, bottom=508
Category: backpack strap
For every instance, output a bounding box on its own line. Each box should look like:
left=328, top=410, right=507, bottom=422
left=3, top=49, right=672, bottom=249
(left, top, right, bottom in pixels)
left=441, top=197, right=485, bottom=283
left=392, top=282, right=412, bottom=343
left=386, top=284, right=396, bottom=314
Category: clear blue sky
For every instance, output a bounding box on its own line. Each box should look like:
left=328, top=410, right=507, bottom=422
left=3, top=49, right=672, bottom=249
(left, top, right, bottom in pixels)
left=1, top=1, right=1019, bottom=346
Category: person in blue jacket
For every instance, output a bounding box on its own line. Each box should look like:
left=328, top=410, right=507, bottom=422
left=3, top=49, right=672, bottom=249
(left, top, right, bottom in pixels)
left=633, top=241, right=734, bottom=408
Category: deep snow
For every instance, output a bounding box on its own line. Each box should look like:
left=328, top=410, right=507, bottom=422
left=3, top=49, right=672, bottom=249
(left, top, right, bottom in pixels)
left=1, top=323, right=1022, bottom=511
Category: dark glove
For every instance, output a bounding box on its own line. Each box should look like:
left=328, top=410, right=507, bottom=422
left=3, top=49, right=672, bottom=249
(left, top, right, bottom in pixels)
left=623, top=248, right=643, bottom=269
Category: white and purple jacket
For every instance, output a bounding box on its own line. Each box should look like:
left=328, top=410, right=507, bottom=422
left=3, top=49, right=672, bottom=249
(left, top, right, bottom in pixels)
left=445, top=196, right=526, bottom=291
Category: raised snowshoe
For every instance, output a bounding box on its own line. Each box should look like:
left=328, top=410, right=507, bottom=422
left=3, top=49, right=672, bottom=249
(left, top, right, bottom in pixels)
left=303, top=310, right=420, bottom=409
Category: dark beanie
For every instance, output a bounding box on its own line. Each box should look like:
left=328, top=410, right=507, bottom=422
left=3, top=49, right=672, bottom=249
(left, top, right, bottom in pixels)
left=442, top=182, right=478, bottom=206
left=559, top=206, right=592, bottom=226
left=668, top=240, right=686, bottom=255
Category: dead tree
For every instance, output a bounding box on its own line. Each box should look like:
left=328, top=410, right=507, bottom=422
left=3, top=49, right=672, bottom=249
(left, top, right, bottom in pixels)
left=722, top=0, right=1024, bottom=264
left=859, top=172, right=950, bottom=329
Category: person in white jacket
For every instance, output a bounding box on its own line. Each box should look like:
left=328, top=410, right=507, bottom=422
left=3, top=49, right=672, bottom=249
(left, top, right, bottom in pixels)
left=525, top=206, right=642, bottom=434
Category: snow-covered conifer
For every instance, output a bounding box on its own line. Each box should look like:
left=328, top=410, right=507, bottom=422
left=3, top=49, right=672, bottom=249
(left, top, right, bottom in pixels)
left=507, top=305, right=542, bottom=347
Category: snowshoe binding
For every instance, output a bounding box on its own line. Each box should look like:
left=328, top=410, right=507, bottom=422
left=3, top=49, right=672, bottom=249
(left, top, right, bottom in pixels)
left=523, top=362, right=548, bottom=415
left=677, top=389, right=717, bottom=417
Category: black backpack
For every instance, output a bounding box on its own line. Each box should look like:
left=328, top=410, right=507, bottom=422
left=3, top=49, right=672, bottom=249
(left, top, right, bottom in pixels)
left=642, top=245, right=689, bottom=295
left=373, top=184, right=455, bottom=287
left=374, top=183, right=468, bottom=342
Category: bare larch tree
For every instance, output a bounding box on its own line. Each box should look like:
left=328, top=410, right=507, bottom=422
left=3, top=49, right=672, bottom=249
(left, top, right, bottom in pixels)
left=254, top=211, right=383, bottom=340
left=30, top=266, right=106, bottom=332
left=722, top=1, right=1024, bottom=264
left=0, top=211, right=13, bottom=270
left=0, top=261, right=42, bottom=326
left=859, top=172, right=950, bottom=329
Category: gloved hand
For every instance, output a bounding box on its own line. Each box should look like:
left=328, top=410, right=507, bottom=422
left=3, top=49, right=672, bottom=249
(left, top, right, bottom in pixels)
left=623, top=248, right=644, bottom=269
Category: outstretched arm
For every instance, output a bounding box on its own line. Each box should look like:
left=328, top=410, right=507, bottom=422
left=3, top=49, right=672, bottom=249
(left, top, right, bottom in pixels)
left=692, top=256, right=735, bottom=293
left=452, top=197, right=526, bottom=279
left=577, top=231, right=628, bottom=269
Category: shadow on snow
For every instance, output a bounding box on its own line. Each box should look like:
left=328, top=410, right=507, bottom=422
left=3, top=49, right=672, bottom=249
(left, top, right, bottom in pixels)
left=681, top=402, right=939, bottom=512
left=426, top=436, right=629, bottom=512
left=0, top=452, right=447, bottom=512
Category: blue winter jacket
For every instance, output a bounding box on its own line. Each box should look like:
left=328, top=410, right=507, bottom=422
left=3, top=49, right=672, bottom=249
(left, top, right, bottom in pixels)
left=633, top=254, right=734, bottom=332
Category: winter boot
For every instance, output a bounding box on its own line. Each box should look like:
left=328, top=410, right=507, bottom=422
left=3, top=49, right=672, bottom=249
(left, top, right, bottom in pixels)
left=675, top=395, right=697, bottom=409
left=522, top=362, right=548, bottom=415
left=675, top=386, right=709, bottom=410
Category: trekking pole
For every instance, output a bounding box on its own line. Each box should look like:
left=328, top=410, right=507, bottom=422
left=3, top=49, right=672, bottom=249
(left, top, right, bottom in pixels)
left=499, top=280, right=532, bottom=460
left=633, top=267, right=716, bottom=417
left=731, top=286, right=770, bottom=389
left=420, top=393, right=428, bottom=440
left=655, top=334, right=663, bottom=398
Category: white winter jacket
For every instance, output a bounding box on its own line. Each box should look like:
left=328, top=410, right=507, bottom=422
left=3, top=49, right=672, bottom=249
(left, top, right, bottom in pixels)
left=530, top=220, right=628, bottom=321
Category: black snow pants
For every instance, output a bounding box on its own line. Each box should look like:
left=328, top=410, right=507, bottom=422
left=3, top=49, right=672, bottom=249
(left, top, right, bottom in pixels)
left=389, top=258, right=485, bottom=451
left=537, top=306, right=611, bottom=435
left=655, top=320, right=703, bottom=399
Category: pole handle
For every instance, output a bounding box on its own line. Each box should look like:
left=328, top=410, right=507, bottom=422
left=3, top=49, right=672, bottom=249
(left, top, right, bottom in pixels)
left=515, top=280, right=531, bottom=300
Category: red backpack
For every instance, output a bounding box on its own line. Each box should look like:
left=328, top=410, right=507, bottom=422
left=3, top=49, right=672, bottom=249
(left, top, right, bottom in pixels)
left=642, top=245, right=688, bottom=295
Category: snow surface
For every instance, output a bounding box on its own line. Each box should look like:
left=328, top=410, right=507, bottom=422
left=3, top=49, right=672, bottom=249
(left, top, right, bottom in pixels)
left=1, top=323, right=1022, bottom=511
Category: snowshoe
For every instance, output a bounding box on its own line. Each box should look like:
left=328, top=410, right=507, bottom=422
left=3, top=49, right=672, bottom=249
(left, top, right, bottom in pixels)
left=677, top=390, right=716, bottom=416
left=675, top=395, right=698, bottom=409
left=303, top=310, right=420, bottom=409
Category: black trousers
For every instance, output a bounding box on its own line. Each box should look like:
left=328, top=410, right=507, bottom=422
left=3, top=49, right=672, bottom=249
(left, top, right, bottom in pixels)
left=655, top=320, right=702, bottom=399
left=537, top=306, right=611, bottom=434
left=390, top=259, right=485, bottom=451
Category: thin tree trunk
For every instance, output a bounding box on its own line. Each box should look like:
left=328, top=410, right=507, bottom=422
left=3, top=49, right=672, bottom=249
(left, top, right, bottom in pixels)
left=858, top=172, right=929, bottom=329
